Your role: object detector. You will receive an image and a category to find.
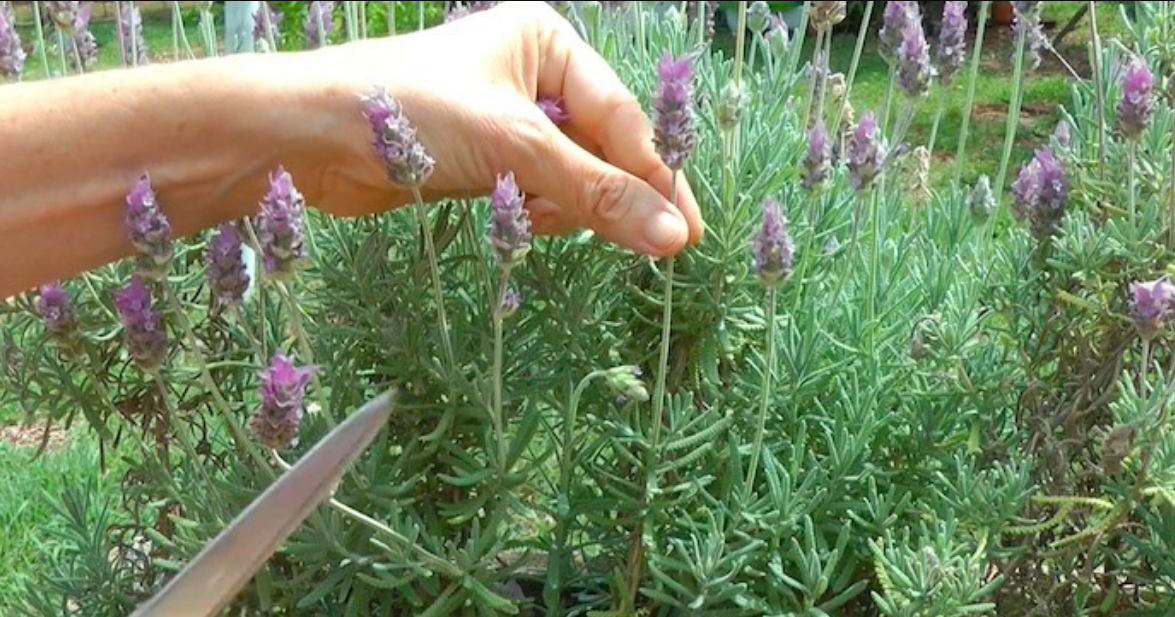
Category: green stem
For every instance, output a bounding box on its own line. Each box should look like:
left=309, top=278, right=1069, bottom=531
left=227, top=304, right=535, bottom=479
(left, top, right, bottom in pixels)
left=1169, top=107, right=1175, bottom=249
left=743, top=285, right=777, bottom=499
left=316, top=1, right=328, bottom=47
left=240, top=218, right=269, bottom=360
left=171, top=2, right=195, bottom=59
left=813, top=26, right=833, bottom=128
left=56, top=31, right=67, bottom=76
left=417, top=1, right=423, bottom=30
left=1140, top=337, right=1150, bottom=396
left=492, top=270, right=512, bottom=476
left=880, top=71, right=896, bottom=136
left=152, top=373, right=228, bottom=522
left=278, top=280, right=335, bottom=429
left=831, top=0, right=874, bottom=136
left=411, top=187, right=455, bottom=369
left=344, top=0, right=357, bottom=41
left=32, top=1, right=50, bottom=78
left=952, top=2, right=989, bottom=186
left=1088, top=0, right=1107, bottom=180
left=359, top=1, right=368, bottom=38
left=1129, top=141, right=1137, bottom=220
left=927, top=84, right=949, bottom=158
left=733, top=1, right=747, bottom=83
left=387, top=1, right=395, bottom=35
left=994, top=24, right=1029, bottom=211
left=649, top=176, right=679, bottom=458
left=70, top=33, right=84, bottom=73
left=232, top=304, right=266, bottom=361
left=801, top=28, right=825, bottom=131
left=866, top=188, right=881, bottom=349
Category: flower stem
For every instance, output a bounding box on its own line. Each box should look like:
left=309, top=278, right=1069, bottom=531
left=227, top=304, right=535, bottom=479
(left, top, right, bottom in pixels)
left=232, top=304, right=266, bottom=361
left=743, top=285, right=777, bottom=499
left=31, top=1, right=50, bottom=78
left=492, top=269, right=512, bottom=476
left=1088, top=0, right=1107, bottom=180
left=1129, top=141, right=1138, bottom=220
left=953, top=0, right=989, bottom=186
left=278, top=280, right=335, bottom=429
left=387, top=1, right=395, bottom=35
left=813, top=26, right=833, bottom=128
left=411, top=187, right=455, bottom=370
left=880, top=71, right=896, bottom=136
left=1140, top=337, right=1150, bottom=396
left=171, top=1, right=195, bottom=60
left=866, top=187, right=882, bottom=349
left=316, top=0, right=328, bottom=46
left=649, top=176, right=678, bottom=460
left=994, top=23, right=1029, bottom=211
left=416, top=1, right=423, bottom=30
left=801, top=28, right=825, bottom=131
left=240, top=218, right=269, bottom=360
left=152, top=372, right=229, bottom=521
left=927, top=83, right=949, bottom=158
left=831, top=1, right=874, bottom=138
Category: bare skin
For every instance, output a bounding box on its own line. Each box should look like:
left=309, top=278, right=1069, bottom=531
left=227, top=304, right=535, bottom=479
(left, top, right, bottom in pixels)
left=0, top=3, right=703, bottom=301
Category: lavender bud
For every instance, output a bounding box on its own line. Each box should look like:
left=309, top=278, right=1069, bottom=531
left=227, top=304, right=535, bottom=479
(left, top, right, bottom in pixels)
left=360, top=86, right=436, bottom=188
left=257, top=166, right=309, bottom=279
left=1010, top=148, right=1068, bottom=240
left=897, top=16, right=934, bottom=99
left=810, top=1, right=846, bottom=32
left=304, top=0, right=335, bottom=49
left=879, top=1, right=918, bottom=64
left=1053, top=118, right=1072, bottom=153
left=1117, top=56, right=1155, bottom=140
left=116, top=1, right=148, bottom=66
left=751, top=197, right=794, bottom=286
left=801, top=121, right=832, bottom=192
left=765, top=13, right=789, bottom=56
left=652, top=51, right=697, bottom=171
left=823, top=236, right=842, bottom=257
left=489, top=171, right=532, bottom=269
left=496, top=287, right=521, bottom=319
left=968, top=175, right=995, bottom=223
left=0, top=2, right=25, bottom=79
left=1012, top=1, right=1045, bottom=73
left=935, top=1, right=967, bottom=86
left=37, top=282, right=80, bottom=352
left=716, top=80, right=748, bottom=133
left=1131, top=276, right=1175, bottom=340
left=537, top=96, right=569, bottom=125
left=847, top=111, right=884, bottom=194
left=114, top=276, right=168, bottom=373
left=904, top=146, right=931, bottom=205
left=747, top=1, right=772, bottom=33
left=603, top=366, right=649, bottom=403
left=253, top=2, right=283, bottom=45
left=250, top=353, right=316, bottom=450
left=207, top=224, right=250, bottom=311
left=124, top=173, right=174, bottom=282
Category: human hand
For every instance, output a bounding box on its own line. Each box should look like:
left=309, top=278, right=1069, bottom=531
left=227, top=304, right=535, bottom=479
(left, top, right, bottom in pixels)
left=304, top=2, right=704, bottom=257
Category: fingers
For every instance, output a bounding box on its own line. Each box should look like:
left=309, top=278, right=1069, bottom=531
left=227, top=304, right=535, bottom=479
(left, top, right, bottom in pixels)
left=524, top=5, right=704, bottom=246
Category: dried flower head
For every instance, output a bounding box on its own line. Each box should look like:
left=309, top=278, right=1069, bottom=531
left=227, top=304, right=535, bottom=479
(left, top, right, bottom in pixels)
left=847, top=111, right=884, bottom=193
left=715, top=81, right=748, bottom=133
left=116, top=1, right=148, bottom=66
left=1131, top=276, right=1175, bottom=340
left=879, top=1, right=918, bottom=64
left=254, top=1, right=283, bottom=45
left=904, top=146, right=932, bottom=205
left=489, top=171, right=532, bottom=268
left=1117, top=56, right=1155, bottom=140
left=360, top=86, right=435, bottom=188
left=968, top=175, right=995, bottom=223
left=304, top=0, right=335, bottom=49
left=250, top=353, right=317, bottom=450
left=37, top=282, right=80, bottom=352
left=801, top=121, right=832, bottom=192
left=1102, top=423, right=1138, bottom=475
left=1010, top=147, right=1068, bottom=240
left=936, top=1, right=967, bottom=85
left=114, top=276, right=168, bottom=373
left=537, top=96, right=569, bottom=125
left=603, top=365, right=649, bottom=403
left=751, top=197, right=794, bottom=286
left=257, top=166, right=309, bottom=279
left=0, top=2, right=25, bottom=79
left=810, top=1, right=846, bottom=31
left=124, top=173, right=174, bottom=282
left=897, top=14, right=934, bottom=99
left=207, top=224, right=250, bottom=310
left=652, top=51, right=696, bottom=171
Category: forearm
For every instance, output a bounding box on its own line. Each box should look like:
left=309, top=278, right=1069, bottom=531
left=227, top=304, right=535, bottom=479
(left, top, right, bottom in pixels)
left=0, top=51, right=358, bottom=300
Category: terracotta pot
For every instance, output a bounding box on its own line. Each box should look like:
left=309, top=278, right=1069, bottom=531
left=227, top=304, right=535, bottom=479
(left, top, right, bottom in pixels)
left=991, top=1, right=1015, bottom=26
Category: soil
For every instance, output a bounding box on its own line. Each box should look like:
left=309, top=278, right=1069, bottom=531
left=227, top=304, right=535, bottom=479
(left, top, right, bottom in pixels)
left=0, top=418, right=69, bottom=452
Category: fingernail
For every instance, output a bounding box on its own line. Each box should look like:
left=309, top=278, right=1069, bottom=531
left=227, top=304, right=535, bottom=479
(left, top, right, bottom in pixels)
left=644, top=210, right=685, bottom=251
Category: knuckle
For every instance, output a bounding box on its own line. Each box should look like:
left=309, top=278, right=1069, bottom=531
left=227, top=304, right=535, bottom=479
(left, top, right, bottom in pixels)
left=586, top=173, right=635, bottom=224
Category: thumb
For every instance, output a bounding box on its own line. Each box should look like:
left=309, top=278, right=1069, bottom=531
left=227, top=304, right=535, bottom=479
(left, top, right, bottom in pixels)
left=510, top=115, right=690, bottom=257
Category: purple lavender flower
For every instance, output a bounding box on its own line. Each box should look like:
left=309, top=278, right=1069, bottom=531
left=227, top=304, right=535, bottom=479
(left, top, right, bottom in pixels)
left=801, top=121, right=832, bottom=192
left=537, top=96, right=569, bottom=125
left=304, top=0, right=335, bottom=49
left=935, top=1, right=967, bottom=86
left=37, top=282, right=80, bottom=350
left=445, top=0, right=498, bottom=22
left=360, top=86, right=435, bottom=188
left=489, top=171, right=532, bottom=268
left=686, top=0, right=718, bottom=40
left=124, top=173, right=174, bottom=281
left=847, top=111, right=884, bottom=193
left=751, top=197, right=794, bottom=286
left=1012, top=1, right=1044, bottom=72
left=652, top=51, right=696, bottom=171
left=207, top=224, right=250, bottom=310
left=45, top=1, right=97, bottom=69
left=256, top=166, right=309, bottom=279
left=0, top=2, right=25, bottom=80
left=497, top=287, right=521, bottom=318
left=879, top=1, right=918, bottom=64
left=1131, top=277, right=1175, bottom=340
left=114, top=276, right=168, bottom=373
left=1117, top=56, right=1155, bottom=140
left=253, top=1, right=283, bottom=46
left=1011, top=147, right=1068, bottom=240
left=250, top=353, right=316, bottom=450
left=115, top=1, right=148, bottom=66
left=897, top=14, right=934, bottom=99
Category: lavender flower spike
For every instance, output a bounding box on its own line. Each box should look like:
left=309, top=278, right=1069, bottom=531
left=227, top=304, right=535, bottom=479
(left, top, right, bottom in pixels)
left=936, top=2, right=967, bottom=86
left=360, top=86, right=435, bottom=188
left=304, top=0, right=335, bottom=49
left=116, top=1, right=148, bottom=66
left=257, top=166, right=309, bottom=279
left=652, top=51, right=696, bottom=171
left=37, top=282, right=80, bottom=351
left=0, top=2, right=25, bottom=79
left=207, top=224, right=250, bottom=310
left=879, top=1, right=918, bottom=64
left=1117, top=56, right=1155, bottom=140
left=537, top=96, right=570, bottom=125
left=496, top=286, right=521, bottom=319
left=801, top=121, right=832, bottom=192
left=897, top=15, right=934, bottom=99
left=125, top=173, right=174, bottom=281
left=1131, top=276, right=1175, bottom=340
left=254, top=1, right=283, bottom=46
left=489, top=171, right=532, bottom=268
left=847, top=111, right=884, bottom=193
left=1011, top=147, right=1068, bottom=240
left=114, top=277, right=168, bottom=373
left=751, top=197, right=794, bottom=286
left=250, top=353, right=317, bottom=450
left=1012, top=1, right=1045, bottom=73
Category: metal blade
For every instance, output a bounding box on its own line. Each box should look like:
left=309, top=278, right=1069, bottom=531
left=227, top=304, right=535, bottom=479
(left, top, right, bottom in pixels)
left=130, top=390, right=395, bottom=617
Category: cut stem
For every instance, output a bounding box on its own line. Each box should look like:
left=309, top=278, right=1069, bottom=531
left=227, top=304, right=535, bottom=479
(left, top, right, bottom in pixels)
left=743, top=285, right=777, bottom=499
left=411, top=187, right=455, bottom=369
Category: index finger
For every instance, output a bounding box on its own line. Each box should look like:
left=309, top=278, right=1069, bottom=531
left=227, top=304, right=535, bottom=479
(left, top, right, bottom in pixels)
left=528, top=5, right=704, bottom=245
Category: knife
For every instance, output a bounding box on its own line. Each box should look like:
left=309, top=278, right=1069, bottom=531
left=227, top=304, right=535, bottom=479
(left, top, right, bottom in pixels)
left=129, top=389, right=395, bottom=617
